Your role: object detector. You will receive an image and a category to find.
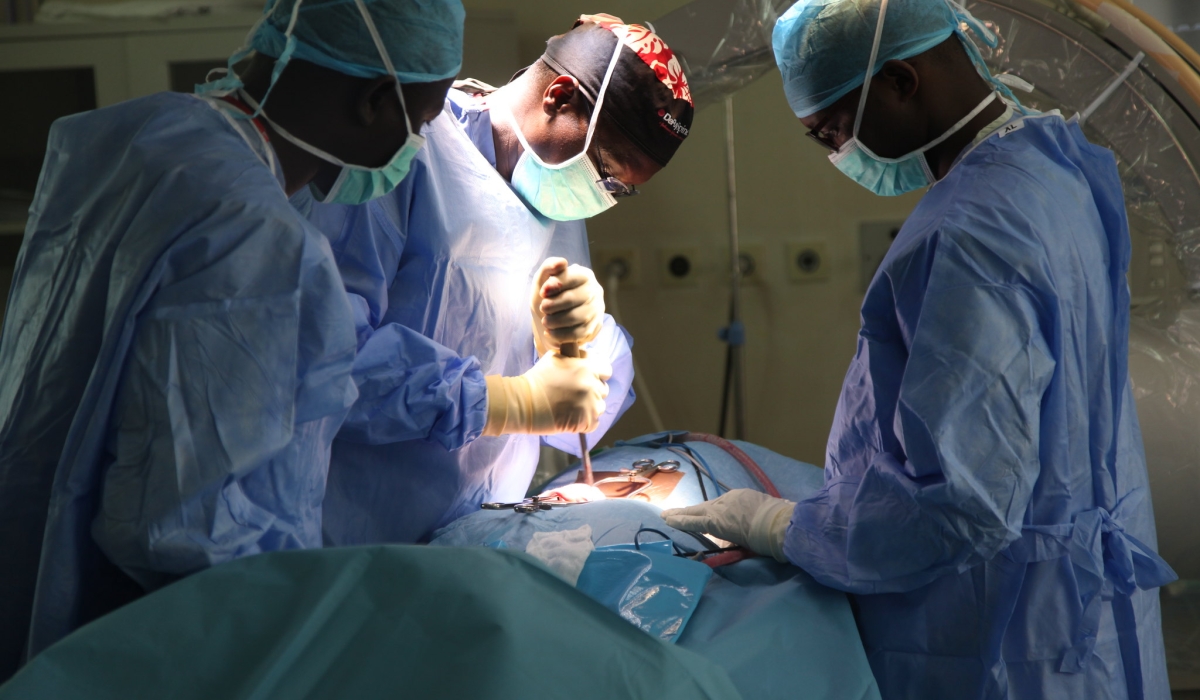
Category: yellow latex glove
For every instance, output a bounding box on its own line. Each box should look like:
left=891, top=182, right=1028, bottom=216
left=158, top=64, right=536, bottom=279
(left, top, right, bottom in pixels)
left=483, top=351, right=612, bottom=436
left=531, top=257, right=606, bottom=355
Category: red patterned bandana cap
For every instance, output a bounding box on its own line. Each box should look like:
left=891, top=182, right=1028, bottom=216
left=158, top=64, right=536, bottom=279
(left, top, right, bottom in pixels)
left=542, top=13, right=695, bottom=166
left=575, top=13, right=693, bottom=106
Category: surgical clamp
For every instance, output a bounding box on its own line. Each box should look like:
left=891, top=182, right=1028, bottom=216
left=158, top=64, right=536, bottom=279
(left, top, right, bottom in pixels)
left=480, top=495, right=573, bottom=514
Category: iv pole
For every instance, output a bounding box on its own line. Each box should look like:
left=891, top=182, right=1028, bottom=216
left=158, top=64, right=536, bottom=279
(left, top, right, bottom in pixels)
left=717, top=95, right=747, bottom=440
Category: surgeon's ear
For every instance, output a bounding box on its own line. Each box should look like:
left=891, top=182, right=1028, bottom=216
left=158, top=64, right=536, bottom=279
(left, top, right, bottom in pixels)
left=358, top=75, right=401, bottom=127
left=542, top=75, right=581, bottom=115
left=878, top=60, right=920, bottom=103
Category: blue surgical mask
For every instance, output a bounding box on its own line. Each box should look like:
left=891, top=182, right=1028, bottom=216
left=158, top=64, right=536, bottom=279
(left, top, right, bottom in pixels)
left=831, top=0, right=999, bottom=197
left=498, top=37, right=623, bottom=221
left=204, top=0, right=425, bottom=205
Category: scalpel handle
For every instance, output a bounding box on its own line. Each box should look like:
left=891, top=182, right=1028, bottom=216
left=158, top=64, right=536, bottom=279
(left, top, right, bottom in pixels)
left=559, top=341, right=594, bottom=486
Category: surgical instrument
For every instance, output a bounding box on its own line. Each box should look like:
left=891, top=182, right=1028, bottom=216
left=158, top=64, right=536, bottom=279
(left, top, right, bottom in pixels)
left=480, top=495, right=573, bottom=514
left=560, top=341, right=594, bottom=485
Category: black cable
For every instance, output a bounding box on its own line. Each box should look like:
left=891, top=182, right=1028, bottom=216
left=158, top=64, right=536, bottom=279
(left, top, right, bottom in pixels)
left=666, top=445, right=710, bottom=502
left=634, top=528, right=692, bottom=556
left=717, top=302, right=734, bottom=438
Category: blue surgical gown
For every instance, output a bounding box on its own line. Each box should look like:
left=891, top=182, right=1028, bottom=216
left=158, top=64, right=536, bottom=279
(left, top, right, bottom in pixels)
left=293, top=88, right=635, bottom=545
left=0, top=92, right=358, bottom=680
left=784, top=113, right=1176, bottom=699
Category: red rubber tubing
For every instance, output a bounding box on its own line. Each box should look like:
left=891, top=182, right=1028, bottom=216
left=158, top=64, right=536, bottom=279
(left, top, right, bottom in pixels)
left=682, top=432, right=782, bottom=498
left=701, top=548, right=756, bottom=569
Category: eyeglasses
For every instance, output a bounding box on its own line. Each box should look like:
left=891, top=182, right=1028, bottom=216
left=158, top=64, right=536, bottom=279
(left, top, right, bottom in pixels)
left=593, top=149, right=639, bottom=198
left=806, top=130, right=840, bottom=152
left=805, top=114, right=840, bottom=152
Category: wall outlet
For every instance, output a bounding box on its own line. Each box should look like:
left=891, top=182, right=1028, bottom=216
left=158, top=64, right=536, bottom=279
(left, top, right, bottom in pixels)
left=728, top=243, right=765, bottom=284
left=786, top=240, right=830, bottom=283
left=659, top=247, right=700, bottom=287
left=593, top=248, right=639, bottom=288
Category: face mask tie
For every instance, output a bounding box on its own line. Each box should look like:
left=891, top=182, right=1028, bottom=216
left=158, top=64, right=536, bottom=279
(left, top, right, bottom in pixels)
left=829, top=0, right=1004, bottom=197
left=497, top=36, right=623, bottom=221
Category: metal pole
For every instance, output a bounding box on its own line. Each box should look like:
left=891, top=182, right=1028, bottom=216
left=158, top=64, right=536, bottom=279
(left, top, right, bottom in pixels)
left=724, top=95, right=746, bottom=440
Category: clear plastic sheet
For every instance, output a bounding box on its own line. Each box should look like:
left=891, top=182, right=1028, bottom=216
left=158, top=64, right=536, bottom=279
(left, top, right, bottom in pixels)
left=651, top=0, right=793, bottom=111
left=964, top=0, right=1200, bottom=584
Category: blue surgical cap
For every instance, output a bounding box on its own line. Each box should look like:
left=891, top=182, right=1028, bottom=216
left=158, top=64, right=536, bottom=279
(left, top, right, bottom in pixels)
left=250, top=0, right=464, bottom=83
left=772, top=0, right=1008, bottom=118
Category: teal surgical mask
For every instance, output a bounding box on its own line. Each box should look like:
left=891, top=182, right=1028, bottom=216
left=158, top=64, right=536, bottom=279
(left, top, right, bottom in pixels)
left=830, top=0, right=998, bottom=197
left=253, top=91, right=425, bottom=205
left=498, top=38, right=623, bottom=221
left=208, top=0, right=425, bottom=205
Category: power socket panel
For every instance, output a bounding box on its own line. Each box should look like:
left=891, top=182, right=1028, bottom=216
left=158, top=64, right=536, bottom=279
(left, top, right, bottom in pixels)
left=786, top=240, right=831, bottom=283
left=723, top=243, right=765, bottom=285
left=593, top=248, right=640, bottom=288
left=658, top=247, right=700, bottom=287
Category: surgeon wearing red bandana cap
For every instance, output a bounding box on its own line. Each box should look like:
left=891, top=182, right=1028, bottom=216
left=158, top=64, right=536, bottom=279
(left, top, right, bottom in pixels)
left=290, top=15, right=694, bottom=545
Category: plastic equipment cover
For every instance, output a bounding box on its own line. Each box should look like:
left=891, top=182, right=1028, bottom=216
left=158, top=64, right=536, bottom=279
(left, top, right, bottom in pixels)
left=967, top=0, right=1200, bottom=583
left=578, top=541, right=712, bottom=643
left=0, top=546, right=741, bottom=700
left=432, top=438, right=881, bottom=700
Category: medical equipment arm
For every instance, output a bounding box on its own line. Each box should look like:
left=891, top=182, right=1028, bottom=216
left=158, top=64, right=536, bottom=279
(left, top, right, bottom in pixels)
left=542, top=313, right=636, bottom=454
left=786, top=241, right=1055, bottom=593
left=92, top=228, right=359, bottom=589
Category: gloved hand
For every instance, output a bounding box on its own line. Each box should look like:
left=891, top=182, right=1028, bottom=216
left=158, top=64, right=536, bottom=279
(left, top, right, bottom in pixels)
left=531, top=257, right=605, bottom=354
left=661, top=490, right=796, bottom=563
left=483, top=351, right=612, bottom=436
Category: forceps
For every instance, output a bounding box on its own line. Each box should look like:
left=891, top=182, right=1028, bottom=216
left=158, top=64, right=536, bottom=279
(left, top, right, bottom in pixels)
left=480, top=495, right=571, bottom=514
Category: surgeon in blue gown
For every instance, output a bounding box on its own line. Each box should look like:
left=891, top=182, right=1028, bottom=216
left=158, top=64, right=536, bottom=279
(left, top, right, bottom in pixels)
left=0, top=0, right=464, bottom=681
left=663, top=1, right=1177, bottom=698
left=295, top=14, right=697, bottom=544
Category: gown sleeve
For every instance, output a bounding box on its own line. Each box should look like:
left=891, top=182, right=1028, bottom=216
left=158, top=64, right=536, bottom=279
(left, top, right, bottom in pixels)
left=304, top=184, right=490, bottom=451
left=784, top=230, right=1057, bottom=594
left=92, top=216, right=359, bottom=589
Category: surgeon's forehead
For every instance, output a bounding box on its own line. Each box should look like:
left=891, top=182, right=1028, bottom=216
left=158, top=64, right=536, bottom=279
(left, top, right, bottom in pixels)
left=800, top=85, right=862, bottom=128
left=595, top=128, right=662, bottom=183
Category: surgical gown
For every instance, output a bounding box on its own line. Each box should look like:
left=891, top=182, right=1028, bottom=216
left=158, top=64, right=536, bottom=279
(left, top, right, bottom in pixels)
left=293, top=88, right=635, bottom=545
left=784, top=113, right=1176, bottom=699
left=0, top=92, right=358, bottom=680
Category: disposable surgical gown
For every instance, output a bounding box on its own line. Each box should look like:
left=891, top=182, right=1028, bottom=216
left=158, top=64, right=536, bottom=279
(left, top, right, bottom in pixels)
left=293, top=88, right=635, bottom=545
left=0, top=92, right=358, bottom=680
left=784, top=112, right=1176, bottom=699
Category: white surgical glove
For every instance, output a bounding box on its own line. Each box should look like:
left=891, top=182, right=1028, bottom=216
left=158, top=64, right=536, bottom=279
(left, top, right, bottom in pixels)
left=531, top=257, right=605, bottom=354
left=483, top=351, right=612, bottom=436
left=661, top=489, right=795, bottom=563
